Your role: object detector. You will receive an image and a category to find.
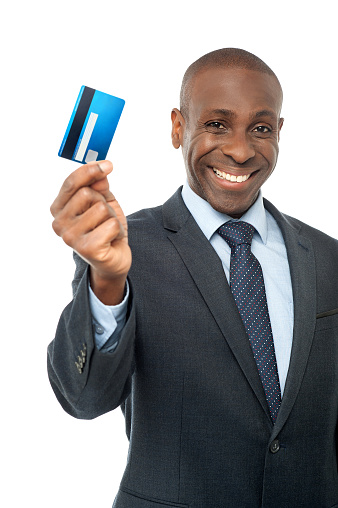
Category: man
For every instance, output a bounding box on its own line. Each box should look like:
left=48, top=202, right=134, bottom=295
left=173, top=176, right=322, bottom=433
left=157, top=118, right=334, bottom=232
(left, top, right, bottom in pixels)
left=48, top=49, right=338, bottom=507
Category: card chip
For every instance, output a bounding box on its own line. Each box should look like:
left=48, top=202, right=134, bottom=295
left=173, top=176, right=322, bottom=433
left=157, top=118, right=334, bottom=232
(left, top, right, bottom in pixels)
left=85, top=150, right=99, bottom=163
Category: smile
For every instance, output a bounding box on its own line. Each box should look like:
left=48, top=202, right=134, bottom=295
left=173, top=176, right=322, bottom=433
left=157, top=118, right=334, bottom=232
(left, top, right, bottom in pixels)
left=213, top=168, right=251, bottom=183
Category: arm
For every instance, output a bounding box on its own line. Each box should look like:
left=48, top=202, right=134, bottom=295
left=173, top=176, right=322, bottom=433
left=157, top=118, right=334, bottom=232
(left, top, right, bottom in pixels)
left=47, top=161, right=134, bottom=419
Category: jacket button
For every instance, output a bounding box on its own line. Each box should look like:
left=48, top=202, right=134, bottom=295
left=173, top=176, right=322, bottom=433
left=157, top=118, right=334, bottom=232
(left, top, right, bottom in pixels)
left=75, top=361, right=83, bottom=374
left=270, top=439, right=280, bottom=454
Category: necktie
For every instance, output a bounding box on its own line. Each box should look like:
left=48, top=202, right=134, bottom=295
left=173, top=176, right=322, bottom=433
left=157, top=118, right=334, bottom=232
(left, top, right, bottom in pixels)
left=218, top=221, right=281, bottom=423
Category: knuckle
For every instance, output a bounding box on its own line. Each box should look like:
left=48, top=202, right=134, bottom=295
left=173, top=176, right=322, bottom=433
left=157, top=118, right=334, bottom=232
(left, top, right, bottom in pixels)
left=51, top=218, right=61, bottom=236
left=78, top=186, right=93, bottom=201
left=77, top=236, right=94, bottom=259
left=63, top=176, right=76, bottom=195
left=107, top=216, right=118, bottom=229
left=61, top=229, right=76, bottom=247
left=112, top=216, right=122, bottom=228
left=94, top=200, right=112, bottom=218
left=109, top=217, right=124, bottom=237
left=96, top=200, right=108, bottom=213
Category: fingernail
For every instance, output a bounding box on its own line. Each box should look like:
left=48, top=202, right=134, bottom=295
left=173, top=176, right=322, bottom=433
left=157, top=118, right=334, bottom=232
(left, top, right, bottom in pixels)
left=98, top=161, right=113, bottom=173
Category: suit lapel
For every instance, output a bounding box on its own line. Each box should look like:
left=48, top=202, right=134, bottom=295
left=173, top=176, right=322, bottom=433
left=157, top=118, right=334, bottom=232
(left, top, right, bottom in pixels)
left=162, top=190, right=317, bottom=431
left=162, top=190, right=271, bottom=421
left=263, top=200, right=317, bottom=436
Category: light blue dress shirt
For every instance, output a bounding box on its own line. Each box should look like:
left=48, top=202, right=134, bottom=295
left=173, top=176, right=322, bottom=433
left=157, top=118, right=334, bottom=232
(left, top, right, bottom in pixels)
left=89, top=280, right=130, bottom=352
left=89, top=183, right=294, bottom=396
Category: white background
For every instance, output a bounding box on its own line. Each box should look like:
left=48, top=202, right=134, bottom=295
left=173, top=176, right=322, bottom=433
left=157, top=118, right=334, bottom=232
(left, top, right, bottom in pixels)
left=2, top=1, right=337, bottom=506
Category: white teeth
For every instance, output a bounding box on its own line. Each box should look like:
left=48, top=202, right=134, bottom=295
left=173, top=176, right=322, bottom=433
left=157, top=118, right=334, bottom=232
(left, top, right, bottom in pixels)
left=213, top=168, right=250, bottom=183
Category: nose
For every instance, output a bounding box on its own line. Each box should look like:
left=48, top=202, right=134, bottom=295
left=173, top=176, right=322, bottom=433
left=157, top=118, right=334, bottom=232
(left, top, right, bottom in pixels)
left=220, top=131, right=255, bottom=164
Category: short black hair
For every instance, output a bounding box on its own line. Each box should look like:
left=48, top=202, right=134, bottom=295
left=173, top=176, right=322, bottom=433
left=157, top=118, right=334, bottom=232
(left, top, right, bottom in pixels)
left=180, top=48, right=282, bottom=119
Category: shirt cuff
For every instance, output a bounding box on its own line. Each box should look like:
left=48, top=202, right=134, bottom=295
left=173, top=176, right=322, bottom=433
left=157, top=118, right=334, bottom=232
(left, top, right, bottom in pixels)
left=88, top=280, right=129, bottom=350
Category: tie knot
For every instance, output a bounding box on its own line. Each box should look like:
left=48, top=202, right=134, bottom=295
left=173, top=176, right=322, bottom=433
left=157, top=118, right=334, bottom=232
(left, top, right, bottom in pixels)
left=218, top=221, right=255, bottom=249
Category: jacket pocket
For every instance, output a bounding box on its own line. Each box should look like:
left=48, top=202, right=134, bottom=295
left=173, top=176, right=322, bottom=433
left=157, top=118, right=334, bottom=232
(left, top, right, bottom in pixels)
left=315, top=312, right=338, bottom=332
left=316, top=308, right=338, bottom=319
left=113, top=488, right=189, bottom=507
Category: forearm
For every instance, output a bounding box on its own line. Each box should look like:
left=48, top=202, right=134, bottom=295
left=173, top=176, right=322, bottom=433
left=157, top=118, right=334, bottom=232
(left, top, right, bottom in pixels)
left=47, top=265, right=135, bottom=419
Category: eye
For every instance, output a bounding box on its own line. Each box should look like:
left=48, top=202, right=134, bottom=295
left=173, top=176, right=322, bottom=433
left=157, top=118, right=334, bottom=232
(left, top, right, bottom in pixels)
left=253, top=125, right=272, bottom=134
left=206, top=121, right=227, bottom=130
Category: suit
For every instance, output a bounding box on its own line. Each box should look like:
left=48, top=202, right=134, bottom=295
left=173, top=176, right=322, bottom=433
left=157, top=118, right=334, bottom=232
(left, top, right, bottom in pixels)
left=48, top=188, right=338, bottom=507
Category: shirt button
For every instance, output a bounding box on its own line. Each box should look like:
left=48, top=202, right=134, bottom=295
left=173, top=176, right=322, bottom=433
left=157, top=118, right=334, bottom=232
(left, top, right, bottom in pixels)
left=270, top=439, right=280, bottom=454
left=95, top=325, right=104, bottom=335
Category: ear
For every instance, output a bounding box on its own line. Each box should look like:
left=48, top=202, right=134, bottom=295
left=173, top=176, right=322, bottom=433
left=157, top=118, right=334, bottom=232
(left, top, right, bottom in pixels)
left=278, top=117, right=284, bottom=142
left=171, top=108, right=185, bottom=149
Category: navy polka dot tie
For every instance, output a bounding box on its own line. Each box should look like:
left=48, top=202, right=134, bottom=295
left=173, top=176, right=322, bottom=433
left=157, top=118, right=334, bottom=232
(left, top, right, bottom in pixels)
left=218, top=221, right=281, bottom=423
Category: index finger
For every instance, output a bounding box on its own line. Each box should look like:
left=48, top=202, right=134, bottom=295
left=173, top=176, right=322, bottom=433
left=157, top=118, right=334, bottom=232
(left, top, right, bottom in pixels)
left=51, top=160, right=113, bottom=217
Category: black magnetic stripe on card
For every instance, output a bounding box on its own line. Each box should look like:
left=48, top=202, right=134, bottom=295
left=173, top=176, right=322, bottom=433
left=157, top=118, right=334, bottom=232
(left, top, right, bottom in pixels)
left=60, top=87, right=96, bottom=159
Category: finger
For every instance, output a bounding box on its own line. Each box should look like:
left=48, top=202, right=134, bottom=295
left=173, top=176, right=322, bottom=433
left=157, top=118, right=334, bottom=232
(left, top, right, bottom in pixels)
left=58, top=199, right=117, bottom=241
left=88, top=182, right=127, bottom=231
left=63, top=186, right=108, bottom=219
left=90, top=174, right=116, bottom=202
left=52, top=186, right=109, bottom=237
left=50, top=160, right=113, bottom=217
left=72, top=217, right=127, bottom=262
left=87, top=216, right=126, bottom=249
left=106, top=197, right=128, bottom=232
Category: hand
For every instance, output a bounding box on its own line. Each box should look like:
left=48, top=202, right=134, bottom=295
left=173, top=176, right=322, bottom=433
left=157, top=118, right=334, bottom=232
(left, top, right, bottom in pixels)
left=50, top=161, right=131, bottom=305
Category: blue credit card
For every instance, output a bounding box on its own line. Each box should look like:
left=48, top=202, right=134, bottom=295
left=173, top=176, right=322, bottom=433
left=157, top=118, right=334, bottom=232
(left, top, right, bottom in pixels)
left=58, top=86, right=125, bottom=163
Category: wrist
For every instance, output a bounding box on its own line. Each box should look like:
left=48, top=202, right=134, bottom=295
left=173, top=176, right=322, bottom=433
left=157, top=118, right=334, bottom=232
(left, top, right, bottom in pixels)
left=90, top=268, right=127, bottom=306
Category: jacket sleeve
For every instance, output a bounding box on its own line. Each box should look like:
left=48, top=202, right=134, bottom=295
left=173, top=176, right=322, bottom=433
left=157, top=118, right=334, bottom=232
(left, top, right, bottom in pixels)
left=47, top=252, right=135, bottom=420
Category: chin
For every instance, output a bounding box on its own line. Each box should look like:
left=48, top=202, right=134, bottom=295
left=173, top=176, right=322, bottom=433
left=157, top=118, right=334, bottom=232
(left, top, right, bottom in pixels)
left=213, top=203, right=247, bottom=218
left=207, top=193, right=255, bottom=218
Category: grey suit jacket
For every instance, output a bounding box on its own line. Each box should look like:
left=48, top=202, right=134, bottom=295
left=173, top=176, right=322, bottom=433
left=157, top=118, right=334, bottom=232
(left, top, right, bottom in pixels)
left=48, top=188, right=338, bottom=508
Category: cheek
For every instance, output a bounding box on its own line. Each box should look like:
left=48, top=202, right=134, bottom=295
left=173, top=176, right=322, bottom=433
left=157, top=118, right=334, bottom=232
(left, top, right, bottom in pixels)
left=183, top=141, right=198, bottom=171
left=187, top=137, right=215, bottom=167
left=262, top=139, right=279, bottom=162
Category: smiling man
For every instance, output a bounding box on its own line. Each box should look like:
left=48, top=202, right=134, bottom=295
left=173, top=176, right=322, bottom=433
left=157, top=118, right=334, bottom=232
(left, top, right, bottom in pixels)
left=172, top=59, right=284, bottom=217
left=48, top=49, right=338, bottom=507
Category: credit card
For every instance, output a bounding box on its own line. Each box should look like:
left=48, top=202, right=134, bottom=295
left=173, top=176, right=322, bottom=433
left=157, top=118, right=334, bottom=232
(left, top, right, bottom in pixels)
left=58, top=86, right=125, bottom=163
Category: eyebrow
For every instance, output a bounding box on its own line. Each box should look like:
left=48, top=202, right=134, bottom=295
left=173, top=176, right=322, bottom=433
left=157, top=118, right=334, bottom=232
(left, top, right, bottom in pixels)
left=250, top=109, right=277, bottom=120
left=203, top=108, right=277, bottom=120
left=205, top=108, right=235, bottom=118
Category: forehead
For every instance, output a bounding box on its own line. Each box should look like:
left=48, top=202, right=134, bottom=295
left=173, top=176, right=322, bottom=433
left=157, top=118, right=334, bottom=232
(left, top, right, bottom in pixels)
left=187, top=67, right=282, bottom=120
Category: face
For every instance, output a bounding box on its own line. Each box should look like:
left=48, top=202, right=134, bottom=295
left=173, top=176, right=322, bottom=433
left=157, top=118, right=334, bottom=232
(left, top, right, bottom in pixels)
left=171, top=67, right=284, bottom=217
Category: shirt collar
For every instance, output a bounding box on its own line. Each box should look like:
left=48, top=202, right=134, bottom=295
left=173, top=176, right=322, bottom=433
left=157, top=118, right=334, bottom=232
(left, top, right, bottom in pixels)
left=181, top=181, right=268, bottom=245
